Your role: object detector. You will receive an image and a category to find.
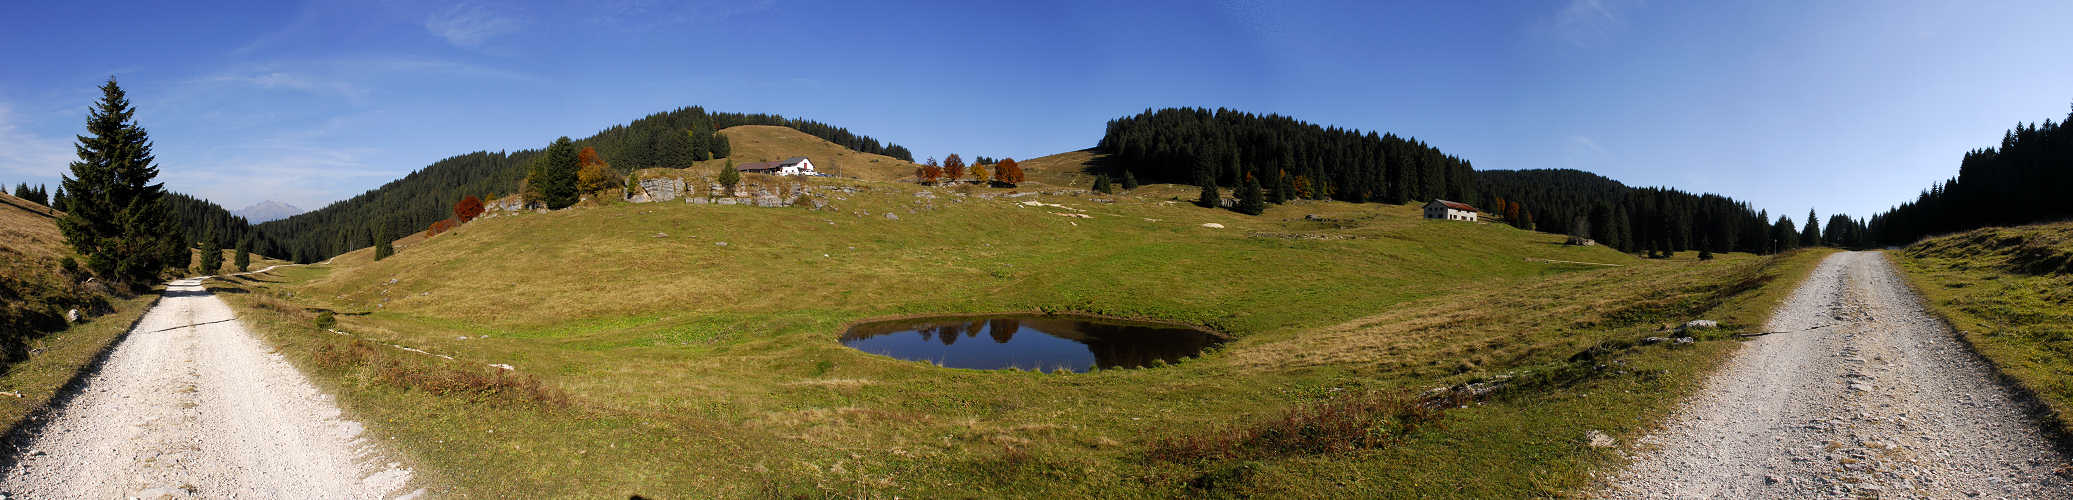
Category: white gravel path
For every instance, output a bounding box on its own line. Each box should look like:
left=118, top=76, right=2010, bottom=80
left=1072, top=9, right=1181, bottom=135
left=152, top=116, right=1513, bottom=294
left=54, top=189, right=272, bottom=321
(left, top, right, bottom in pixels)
left=0, top=278, right=418, bottom=499
left=1600, top=251, right=2072, bottom=498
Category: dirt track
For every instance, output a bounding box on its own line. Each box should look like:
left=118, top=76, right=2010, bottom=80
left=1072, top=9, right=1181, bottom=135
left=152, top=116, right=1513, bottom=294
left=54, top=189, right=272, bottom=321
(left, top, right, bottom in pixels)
left=0, top=277, right=417, bottom=499
left=1600, top=251, right=2071, bottom=498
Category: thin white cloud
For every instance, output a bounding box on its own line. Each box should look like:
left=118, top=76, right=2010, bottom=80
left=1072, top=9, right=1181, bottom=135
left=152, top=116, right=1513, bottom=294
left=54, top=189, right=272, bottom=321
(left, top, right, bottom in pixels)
left=0, top=103, right=76, bottom=179
left=425, top=3, right=522, bottom=48
left=213, top=71, right=372, bottom=104
left=1547, top=0, right=1637, bottom=48
left=161, top=138, right=398, bottom=211
left=1571, top=135, right=1608, bottom=155
left=584, top=0, right=775, bottom=30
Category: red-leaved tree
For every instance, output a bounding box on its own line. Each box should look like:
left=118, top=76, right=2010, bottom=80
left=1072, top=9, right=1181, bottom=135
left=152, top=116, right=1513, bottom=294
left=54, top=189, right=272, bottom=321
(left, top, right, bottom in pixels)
left=426, top=218, right=458, bottom=237
left=943, top=154, right=966, bottom=181
left=993, top=158, right=1024, bottom=185
left=454, top=195, right=485, bottom=223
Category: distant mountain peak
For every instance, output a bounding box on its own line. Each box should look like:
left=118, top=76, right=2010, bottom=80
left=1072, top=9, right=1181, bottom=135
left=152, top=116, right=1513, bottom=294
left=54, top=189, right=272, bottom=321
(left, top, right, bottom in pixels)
left=233, top=200, right=303, bottom=223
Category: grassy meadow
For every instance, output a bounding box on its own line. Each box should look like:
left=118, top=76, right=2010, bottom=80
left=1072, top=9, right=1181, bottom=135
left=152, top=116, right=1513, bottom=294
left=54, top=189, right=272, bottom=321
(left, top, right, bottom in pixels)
left=1892, top=222, right=2073, bottom=436
left=208, top=169, right=1835, bottom=497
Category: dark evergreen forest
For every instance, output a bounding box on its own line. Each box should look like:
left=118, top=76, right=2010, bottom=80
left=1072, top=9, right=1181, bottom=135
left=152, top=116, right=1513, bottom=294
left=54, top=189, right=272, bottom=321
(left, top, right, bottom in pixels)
left=1096, top=108, right=1478, bottom=205
left=165, top=192, right=284, bottom=258
left=1869, top=106, right=2073, bottom=245
left=1095, top=108, right=1811, bottom=256
left=1477, top=169, right=1832, bottom=255
left=255, top=107, right=914, bottom=262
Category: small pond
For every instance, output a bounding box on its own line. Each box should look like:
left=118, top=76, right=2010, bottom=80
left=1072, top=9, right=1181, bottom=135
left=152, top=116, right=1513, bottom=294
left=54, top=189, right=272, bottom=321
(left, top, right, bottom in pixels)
left=839, top=315, right=1223, bottom=372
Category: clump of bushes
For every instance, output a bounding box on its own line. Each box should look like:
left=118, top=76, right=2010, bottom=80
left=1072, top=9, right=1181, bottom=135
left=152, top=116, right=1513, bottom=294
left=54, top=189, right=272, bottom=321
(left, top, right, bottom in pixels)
left=310, top=337, right=569, bottom=407
left=1147, top=390, right=1445, bottom=463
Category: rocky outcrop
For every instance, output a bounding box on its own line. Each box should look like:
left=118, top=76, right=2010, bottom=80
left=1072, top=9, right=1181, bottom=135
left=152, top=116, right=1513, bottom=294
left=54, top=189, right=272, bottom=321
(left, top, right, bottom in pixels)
left=628, top=177, right=687, bottom=203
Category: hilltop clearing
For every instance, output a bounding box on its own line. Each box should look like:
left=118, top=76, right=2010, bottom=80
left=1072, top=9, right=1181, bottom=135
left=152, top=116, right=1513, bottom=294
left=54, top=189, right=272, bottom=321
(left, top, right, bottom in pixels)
left=1895, top=222, right=2073, bottom=437
left=255, top=107, right=915, bottom=262
left=703, top=125, right=923, bottom=182
left=212, top=171, right=1833, bottom=497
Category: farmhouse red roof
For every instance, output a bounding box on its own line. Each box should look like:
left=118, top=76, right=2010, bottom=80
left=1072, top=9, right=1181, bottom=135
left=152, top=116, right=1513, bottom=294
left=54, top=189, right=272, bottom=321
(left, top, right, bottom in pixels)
left=1433, top=200, right=1477, bottom=212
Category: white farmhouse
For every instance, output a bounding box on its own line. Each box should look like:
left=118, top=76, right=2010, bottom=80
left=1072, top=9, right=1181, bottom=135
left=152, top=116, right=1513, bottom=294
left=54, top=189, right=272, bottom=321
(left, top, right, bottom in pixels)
left=737, top=156, right=816, bottom=176
left=1423, top=199, right=1478, bottom=222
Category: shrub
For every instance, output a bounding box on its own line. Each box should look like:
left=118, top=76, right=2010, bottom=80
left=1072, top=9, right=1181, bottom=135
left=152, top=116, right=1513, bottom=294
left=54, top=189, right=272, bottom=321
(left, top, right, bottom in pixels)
left=1147, top=390, right=1443, bottom=463
left=453, top=195, right=485, bottom=223
left=314, top=310, right=336, bottom=331
left=426, top=218, right=458, bottom=237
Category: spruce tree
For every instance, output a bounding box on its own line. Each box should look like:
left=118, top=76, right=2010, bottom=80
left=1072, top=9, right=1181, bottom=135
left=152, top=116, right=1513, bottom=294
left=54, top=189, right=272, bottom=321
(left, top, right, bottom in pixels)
left=1266, top=172, right=1287, bottom=204
left=234, top=238, right=252, bottom=272
left=373, top=222, right=394, bottom=261
left=711, top=133, right=731, bottom=158
left=718, top=159, right=742, bottom=196
left=57, top=78, right=182, bottom=289
left=1121, top=170, right=1138, bottom=190
left=689, top=127, right=710, bottom=162
left=1235, top=174, right=1266, bottom=215
left=1196, top=173, right=1220, bottom=208
left=52, top=186, right=66, bottom=211
left=535, top=137, right=580, bottom=209
left=198, top=237, right=222, bottom=275
left=1092, top=174, right=1112, bottom=194
left=1800, top=209, right=1821, bottom=247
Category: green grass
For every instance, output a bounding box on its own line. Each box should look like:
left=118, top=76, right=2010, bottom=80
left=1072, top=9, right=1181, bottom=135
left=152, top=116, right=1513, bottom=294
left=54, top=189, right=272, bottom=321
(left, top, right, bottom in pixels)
left=209, top=177, right=1833, bottom=498
left=1891, top=222, right=2073, bottom=437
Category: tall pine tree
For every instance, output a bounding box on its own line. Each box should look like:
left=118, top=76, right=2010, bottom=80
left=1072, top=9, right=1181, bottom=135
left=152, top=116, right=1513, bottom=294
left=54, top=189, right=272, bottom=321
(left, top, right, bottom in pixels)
left=1234, top=174, right=1266, bottom=215
left=234, top=237, right=252, bottom=272
left=1800, top=209, right=1821, bottom=247
left=529, top=137, right=580, bottom=209
left=198, top=236, right=222, bottom=275
left=57, top=78, right=182, bottom=290
left=1196, top=172, right=1220, bottom=208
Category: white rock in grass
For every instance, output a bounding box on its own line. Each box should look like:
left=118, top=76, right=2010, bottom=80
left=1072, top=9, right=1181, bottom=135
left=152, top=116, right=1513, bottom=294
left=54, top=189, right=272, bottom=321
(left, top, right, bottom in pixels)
left=1586, top=430, right=1617, bottom=448
left=1200, top=223, right=1224, bottom=229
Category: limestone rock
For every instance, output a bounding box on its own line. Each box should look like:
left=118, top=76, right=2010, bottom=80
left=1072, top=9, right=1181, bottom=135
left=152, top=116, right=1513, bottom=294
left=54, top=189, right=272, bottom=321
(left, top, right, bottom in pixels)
left=1585, top=430, right=1616, bottom=448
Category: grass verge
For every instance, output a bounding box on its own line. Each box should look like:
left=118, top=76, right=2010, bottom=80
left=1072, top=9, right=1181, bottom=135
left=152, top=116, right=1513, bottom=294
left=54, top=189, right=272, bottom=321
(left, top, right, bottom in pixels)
left=1891, top=222, right=2073, bottom=437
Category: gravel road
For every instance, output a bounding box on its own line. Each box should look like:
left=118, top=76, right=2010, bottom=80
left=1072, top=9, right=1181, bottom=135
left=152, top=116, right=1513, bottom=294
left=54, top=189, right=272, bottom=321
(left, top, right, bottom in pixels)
left=1600, top=251, right=2071, bottom=498
left=1, top=278, right=418, bottom=499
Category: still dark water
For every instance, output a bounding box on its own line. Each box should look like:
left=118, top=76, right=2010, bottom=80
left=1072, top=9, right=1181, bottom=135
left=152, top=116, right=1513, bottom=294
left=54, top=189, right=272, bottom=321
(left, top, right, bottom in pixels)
left=840, top=315, right=1223, bottom=372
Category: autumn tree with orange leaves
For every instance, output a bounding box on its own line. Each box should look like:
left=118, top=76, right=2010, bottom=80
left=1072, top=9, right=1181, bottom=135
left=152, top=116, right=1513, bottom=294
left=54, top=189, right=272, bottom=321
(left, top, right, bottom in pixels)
left=916, top=157, right=944, bottom=184
left=943, top=154, right=966, bottom=182
left=992, top=158, right=1023, bottom=186
left=575, top=147, right=618, bottom=197
left=453, top=195, right=485, bottom=223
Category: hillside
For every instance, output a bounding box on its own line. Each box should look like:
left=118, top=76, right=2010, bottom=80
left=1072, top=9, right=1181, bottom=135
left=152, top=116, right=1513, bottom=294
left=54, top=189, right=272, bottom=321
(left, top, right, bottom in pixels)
left=255, top=107, right=916, bottom=263
left=0, top=192, right=100, bottom=349
left=209, top=175, right=1833, bottom=497
left=701, top=125, right=922, bottom=182
left=1894, top=221, right=2073, bottom=435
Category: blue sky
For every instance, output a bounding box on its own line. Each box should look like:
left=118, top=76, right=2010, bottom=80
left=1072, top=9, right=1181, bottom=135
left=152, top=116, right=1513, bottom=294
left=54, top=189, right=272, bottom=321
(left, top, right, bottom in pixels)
left=3, top=1, right=2070, bottom=221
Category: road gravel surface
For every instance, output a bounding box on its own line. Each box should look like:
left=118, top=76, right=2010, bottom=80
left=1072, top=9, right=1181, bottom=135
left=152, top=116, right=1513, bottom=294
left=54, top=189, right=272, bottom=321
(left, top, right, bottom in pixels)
left=1600, top=251, right=2071, bottom=498
left=0, top=277, right=417, bottom=499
